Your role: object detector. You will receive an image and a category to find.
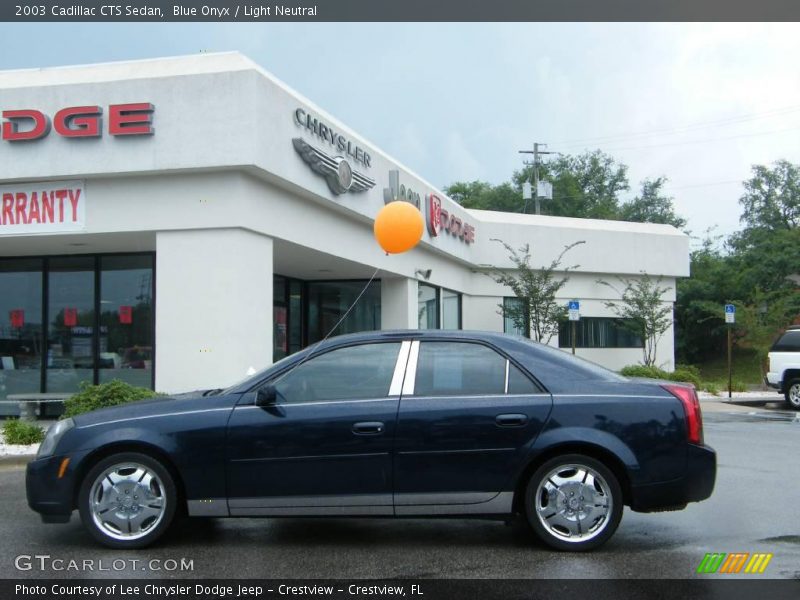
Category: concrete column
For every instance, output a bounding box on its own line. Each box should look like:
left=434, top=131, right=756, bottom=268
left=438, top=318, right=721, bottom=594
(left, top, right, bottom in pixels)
left=155, top=228, right=273, bottom=393
left=381, top=277, right=418, bottom=330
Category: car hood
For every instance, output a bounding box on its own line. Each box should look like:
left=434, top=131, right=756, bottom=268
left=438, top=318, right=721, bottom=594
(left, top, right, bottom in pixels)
left=72, top=390, right=240, bottom=428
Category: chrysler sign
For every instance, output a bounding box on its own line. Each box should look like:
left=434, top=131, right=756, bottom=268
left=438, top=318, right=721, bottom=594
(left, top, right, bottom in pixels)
left=1, top=103, right=154, bottom=141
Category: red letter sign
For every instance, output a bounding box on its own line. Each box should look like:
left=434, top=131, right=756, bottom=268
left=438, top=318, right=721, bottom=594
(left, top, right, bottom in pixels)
left=109, top=103, right=154, bottom=136
left=54, top=106, right=102, bottom=138
left=2, top=109, right=51, bottom=141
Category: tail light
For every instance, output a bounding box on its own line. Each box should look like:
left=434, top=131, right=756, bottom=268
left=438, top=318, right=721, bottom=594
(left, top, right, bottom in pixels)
left=662, top=383, right=704, bottom=445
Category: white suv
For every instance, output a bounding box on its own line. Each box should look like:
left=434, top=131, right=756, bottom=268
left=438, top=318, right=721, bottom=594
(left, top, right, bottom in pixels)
left=766, top=325, right=800, bottom=410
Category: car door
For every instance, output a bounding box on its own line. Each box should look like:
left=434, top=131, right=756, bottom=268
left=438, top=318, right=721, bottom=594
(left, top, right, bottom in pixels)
left=226, top=340, right=410, bottom=515
left=393, top=340, right=552, bottom=514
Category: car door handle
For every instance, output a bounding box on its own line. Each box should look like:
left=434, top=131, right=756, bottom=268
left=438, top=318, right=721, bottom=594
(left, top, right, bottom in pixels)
left=496, top=413, right=528, bottom=427
left=352, top=421, right=385, bottom=435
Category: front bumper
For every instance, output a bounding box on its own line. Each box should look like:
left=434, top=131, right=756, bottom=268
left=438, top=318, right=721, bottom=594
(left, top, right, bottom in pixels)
left=26, top=449, right=90, bottom=523
left=629, top=443, right=716, bottom=512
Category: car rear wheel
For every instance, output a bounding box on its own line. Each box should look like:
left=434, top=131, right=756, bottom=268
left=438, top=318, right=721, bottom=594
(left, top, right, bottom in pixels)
left=785, top=379, right=800, bottom=410
left=524, top=454, right=623, bottom=551
left=78, top=452, right=176, bottom=549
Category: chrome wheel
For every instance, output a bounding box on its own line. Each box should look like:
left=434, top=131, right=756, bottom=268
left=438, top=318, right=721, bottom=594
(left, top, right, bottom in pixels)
left=786, top=380, right=800, bottom=409
left=89, top=462, right=167, bottom=541
left=533, top=462, right=613, bottom=544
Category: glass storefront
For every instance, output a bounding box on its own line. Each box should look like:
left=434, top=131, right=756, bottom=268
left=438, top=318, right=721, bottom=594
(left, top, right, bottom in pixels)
left=419, top=284, right=462, bottom=330
left=273, top=276, right=382, bottom=361
left=0, top=254, right=154, bottom=416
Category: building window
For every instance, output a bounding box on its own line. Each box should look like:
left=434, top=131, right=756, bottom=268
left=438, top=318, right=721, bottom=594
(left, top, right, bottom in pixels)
left=503, top=297, right=528, bottom=337
left=558, top=318, right=643, bottom=349
left=0, top=254, right=154, bottom=417
left=418, top=283, right=439, bottom=329
left=418, top=284, right=461, bottom=330
left=441, top=288, right=462, bottom=330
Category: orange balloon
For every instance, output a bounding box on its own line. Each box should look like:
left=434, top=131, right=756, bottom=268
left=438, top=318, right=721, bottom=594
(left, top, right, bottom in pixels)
left=373, top=201, right=425, bottom=254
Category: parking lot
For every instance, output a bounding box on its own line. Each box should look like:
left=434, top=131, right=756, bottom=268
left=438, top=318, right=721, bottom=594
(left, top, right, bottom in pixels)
left=1, top=403, right=799, bottom=580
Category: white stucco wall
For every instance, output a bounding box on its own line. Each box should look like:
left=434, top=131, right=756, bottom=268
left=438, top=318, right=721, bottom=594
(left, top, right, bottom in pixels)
left=0, top=53, right=690, bottom=389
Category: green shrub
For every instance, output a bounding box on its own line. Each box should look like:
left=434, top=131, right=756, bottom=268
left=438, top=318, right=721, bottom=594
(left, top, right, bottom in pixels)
left=675, top=363, right=701, bottom=379
left=62, top=380, right=158, bottom=419
left=731, top=380, right=748, bottom=393
left=3, top=419, right=45, bottom=445
left=619, top=365, right=669, bottom=380
left=619, top=364, right=701, bottom=388
left=702, top=383, right=720, bottom=396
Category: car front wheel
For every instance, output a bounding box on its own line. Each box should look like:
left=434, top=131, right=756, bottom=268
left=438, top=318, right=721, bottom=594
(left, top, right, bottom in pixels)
left=524, top=454, right=623, bottom=551
left=78, top=452, right=177, bottom=549
left=785, top=379, right=800, bottom=410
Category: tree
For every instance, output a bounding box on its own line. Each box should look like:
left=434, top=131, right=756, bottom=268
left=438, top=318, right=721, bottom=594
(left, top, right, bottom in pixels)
left=619, top=177, right=687, bottom=229
left=489, top=239, right=585, bottom=343
left=599, top=274, right=673, bottom=367
left=513, top=149, right=629, bottom=219
left=444, top=180, right=520, bottom=212
left=739, top=159, right=800, bottom=232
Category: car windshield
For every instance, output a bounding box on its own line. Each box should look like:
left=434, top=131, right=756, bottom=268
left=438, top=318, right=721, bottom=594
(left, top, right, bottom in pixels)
left=219, top=344, right=318, bottom=394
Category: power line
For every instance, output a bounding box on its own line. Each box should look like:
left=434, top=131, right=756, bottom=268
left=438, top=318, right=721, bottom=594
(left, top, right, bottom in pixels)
left=552, top=104, right=800, bottom=148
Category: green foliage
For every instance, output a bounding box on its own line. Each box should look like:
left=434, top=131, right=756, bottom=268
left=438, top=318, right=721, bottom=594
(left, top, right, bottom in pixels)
left=730, top=380, right=748, bottom=393
left=62, top=380, right=158, bottom=419
left=619, top=177, right=687, bottom=229
left=598, top=274, right=673, bottom=367
left=738, top=159, right=800, bottom=232
left=703, top=383, right=720, bottom=396
left=489, top=239, right=584, bottom=343
left=618, top=364, right=701, bottom=388
left=2, top=419, right=45, bottom=445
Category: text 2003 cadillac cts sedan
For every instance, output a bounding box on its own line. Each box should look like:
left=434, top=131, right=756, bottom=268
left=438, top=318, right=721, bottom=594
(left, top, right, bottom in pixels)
left=27, top=330, right=716, bottom=551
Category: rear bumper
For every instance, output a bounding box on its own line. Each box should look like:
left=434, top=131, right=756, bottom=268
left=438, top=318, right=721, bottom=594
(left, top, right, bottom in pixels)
left=764, top=373, right=781, bottom=392
left=630, top=443, right=716, bottom=512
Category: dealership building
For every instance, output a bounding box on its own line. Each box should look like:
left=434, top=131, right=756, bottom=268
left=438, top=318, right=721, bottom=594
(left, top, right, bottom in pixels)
left=0, top=53, right=689, bottom=410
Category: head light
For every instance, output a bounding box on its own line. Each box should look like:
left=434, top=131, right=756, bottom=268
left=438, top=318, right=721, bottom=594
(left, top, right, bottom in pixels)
left=37, top=418, right=74, bottom=458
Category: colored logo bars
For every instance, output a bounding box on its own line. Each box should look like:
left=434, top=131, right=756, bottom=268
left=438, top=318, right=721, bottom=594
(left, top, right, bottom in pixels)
left=696, top=552, right=773, bottom=574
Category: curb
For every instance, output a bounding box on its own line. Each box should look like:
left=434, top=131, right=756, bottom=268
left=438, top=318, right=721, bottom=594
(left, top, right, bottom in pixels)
left=0, top=454, right=35, bottom=468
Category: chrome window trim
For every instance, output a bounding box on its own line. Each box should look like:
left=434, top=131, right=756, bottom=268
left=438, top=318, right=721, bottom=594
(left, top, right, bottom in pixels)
left=504, top=359, right=510, bottom=394
left=235, top=397, right=398, bottom=409
left=388, top=340, right=412, bottom=396
left=401, top=340, right=420, bottom=396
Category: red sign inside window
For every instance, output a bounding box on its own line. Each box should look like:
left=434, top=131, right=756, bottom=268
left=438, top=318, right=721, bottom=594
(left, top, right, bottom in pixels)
left=119, top=306, right=133, bottom=324
left=63, top=308, right=78, bottom=327
left=10, top=309, right=24, bottom=328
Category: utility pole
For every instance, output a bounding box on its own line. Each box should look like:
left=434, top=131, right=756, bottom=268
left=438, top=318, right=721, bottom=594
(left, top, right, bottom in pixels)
left=519, top=143, right=555, bottom=214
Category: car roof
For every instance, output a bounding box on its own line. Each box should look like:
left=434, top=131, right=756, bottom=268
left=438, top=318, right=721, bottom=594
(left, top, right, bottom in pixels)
left=316, top=329, right=519, bottom=347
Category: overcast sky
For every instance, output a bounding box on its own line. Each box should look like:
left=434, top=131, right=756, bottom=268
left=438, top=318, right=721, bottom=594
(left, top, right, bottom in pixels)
left=1, top=22, right=798, bottom=242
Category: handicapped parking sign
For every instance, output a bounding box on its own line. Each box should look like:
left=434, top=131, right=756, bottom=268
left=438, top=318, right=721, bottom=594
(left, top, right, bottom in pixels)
left=568, top=300, right=580, bottom=321
left=724, top=304, right=735, bottom=324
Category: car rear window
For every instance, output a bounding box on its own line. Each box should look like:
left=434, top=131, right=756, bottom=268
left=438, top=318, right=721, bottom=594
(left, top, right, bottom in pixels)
left=771, top=330, right=800, bottom=352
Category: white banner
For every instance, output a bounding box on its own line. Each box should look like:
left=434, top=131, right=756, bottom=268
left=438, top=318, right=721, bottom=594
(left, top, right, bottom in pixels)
left=0, top=180, right=85, bottom=235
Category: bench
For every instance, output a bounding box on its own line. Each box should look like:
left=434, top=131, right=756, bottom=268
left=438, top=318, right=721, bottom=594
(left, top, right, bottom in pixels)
left=3, top=393, right=71, bottom=421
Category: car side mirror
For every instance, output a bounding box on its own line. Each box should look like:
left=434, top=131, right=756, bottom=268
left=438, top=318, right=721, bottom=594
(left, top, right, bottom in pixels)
left=255, top=385, right=278, bottom=407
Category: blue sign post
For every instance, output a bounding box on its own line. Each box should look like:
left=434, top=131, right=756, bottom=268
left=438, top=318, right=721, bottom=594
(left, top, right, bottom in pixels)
left=568, top=300, right=580, bottom=355
left=724, top=304, right=735, bottom=397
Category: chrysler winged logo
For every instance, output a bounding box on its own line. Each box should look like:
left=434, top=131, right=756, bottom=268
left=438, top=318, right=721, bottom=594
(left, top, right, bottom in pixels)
left=292, top=138, right=376, bottom=195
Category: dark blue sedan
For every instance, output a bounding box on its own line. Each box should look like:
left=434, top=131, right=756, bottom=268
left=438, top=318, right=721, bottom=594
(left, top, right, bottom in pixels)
left=27, top=330, right=716, bottom=551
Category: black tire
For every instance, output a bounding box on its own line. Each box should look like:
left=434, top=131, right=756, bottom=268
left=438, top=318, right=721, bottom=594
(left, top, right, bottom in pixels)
left=78, top=452, right=177, bottom=549
left=785, top=379, right=800, bottom=410
left=524, top=454, right=623, bottom=552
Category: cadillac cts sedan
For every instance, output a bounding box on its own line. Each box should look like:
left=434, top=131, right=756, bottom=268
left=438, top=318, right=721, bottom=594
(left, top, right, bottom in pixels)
left=27, top=330, right=716, bottom=551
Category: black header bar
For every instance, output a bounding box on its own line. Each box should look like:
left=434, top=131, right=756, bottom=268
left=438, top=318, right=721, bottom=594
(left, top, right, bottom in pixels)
left=3, top=1, right=800, bottom=22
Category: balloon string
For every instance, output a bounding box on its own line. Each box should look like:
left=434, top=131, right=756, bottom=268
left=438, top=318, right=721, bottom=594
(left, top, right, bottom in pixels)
left=271, top=266, right=381, bottom=385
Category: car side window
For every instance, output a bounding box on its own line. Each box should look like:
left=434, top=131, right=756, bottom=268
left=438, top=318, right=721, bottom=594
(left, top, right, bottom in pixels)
left=272, top=342, right=401, bottom=404
left=772, top=331, right=800, bottom=352
left=507, top=364, right=539, bottom=394
left=414, top=342, right=506, bottom=396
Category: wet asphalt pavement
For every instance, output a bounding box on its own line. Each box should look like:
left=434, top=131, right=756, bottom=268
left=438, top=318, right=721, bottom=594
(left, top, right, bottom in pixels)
left=1, top=407, right=799, bottom=580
